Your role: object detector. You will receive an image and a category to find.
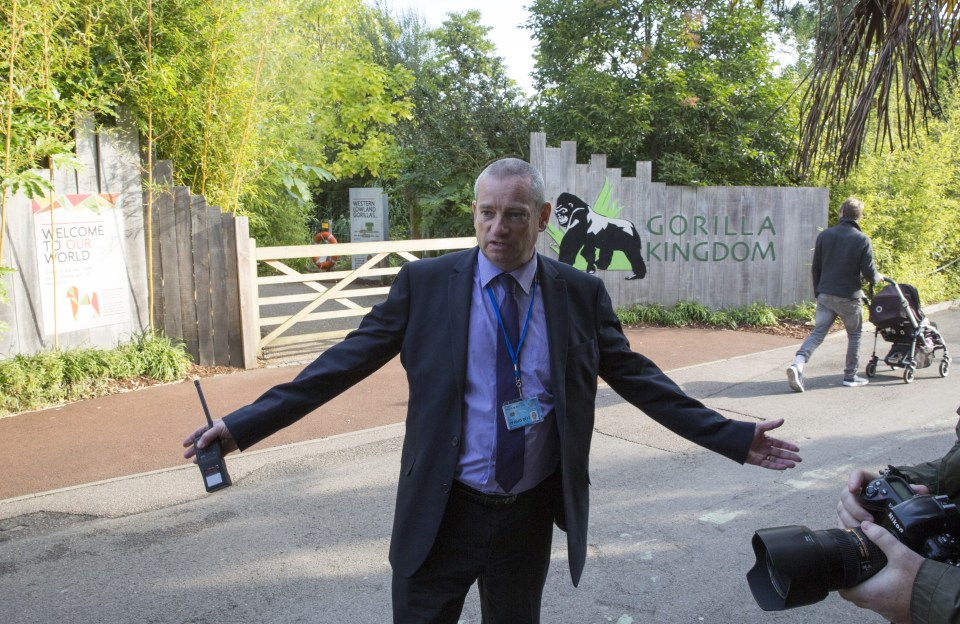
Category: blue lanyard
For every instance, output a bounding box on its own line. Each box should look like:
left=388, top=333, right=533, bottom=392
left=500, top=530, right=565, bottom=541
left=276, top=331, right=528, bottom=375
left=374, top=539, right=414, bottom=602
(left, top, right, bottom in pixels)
left=486, top=277, right=537, bottom=399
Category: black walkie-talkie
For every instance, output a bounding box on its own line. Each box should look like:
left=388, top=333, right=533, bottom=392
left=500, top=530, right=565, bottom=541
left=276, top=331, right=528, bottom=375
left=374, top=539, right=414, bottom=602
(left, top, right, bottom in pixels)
left=193, top=379, right=232, bottom=492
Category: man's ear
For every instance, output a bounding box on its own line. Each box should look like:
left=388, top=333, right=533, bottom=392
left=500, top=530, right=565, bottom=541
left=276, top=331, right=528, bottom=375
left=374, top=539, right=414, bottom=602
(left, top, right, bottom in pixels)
left=539, top=203, right=552, bottom=231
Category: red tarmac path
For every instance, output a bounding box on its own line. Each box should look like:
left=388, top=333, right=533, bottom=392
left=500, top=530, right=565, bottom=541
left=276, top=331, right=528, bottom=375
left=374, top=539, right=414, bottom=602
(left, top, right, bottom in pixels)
left=0, top=327, right=797, bottom=500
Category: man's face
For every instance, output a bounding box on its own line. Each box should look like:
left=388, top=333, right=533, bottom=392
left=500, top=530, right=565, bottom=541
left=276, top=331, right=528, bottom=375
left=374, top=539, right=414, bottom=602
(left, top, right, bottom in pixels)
left=472, top=174, right=551, bottom=273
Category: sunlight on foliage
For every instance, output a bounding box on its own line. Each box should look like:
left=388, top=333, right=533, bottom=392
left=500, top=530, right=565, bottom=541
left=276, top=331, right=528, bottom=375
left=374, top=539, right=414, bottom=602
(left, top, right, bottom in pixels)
left=831, top=88, right=960, bottom=302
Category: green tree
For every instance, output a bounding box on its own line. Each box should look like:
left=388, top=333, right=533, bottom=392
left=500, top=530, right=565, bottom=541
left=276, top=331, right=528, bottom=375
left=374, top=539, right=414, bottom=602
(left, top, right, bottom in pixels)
left=0, top=0, right=413, bottom=251
left=0, top=0, right=113, bottom=262
left=110, top=0, right=413, bottom=246
left=382, top=10, right=532, bottom=238
left=528, top=0, right=797, bottom=186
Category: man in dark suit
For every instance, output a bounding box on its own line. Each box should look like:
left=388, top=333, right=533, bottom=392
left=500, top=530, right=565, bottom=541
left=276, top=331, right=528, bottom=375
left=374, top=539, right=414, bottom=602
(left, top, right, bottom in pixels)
left=184, top=158, right=801, bottom=623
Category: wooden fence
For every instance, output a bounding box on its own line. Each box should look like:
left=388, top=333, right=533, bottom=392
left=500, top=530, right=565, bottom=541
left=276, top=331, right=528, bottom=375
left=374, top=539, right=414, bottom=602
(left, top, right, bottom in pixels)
left=145, top=160, right=247, bottom=368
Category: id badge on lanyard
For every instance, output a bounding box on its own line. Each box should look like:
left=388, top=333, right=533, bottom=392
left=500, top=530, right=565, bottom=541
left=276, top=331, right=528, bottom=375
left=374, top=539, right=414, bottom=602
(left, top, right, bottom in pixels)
left=503, top=396, right=544, bottom=430
left=488, top=278, right=543, bottom=431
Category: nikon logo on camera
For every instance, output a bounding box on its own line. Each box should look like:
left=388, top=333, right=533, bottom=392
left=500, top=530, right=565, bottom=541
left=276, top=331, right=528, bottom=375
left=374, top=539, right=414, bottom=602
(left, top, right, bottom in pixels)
left=886, top=511, right=905, bottom=535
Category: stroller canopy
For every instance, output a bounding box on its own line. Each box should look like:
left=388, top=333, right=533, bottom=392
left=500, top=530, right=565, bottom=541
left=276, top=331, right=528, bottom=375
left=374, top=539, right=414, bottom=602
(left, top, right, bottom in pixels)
left=869, top=283, right=924, bottom=329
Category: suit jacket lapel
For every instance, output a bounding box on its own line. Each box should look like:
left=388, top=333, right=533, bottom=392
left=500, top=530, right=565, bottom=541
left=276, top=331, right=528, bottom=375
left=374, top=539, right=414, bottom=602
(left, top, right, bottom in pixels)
left=538, top=255, right=568, bottom=436
left=448, top=248, right=478, bottom=398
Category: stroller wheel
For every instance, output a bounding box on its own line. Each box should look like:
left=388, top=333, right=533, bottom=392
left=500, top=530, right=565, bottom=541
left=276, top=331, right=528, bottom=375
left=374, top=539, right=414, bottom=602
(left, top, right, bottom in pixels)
left=866, top=361, right=877, bottom=378
left=941, top=358, right=951, bottom=378
left=904, top=366, right=916, bottom=384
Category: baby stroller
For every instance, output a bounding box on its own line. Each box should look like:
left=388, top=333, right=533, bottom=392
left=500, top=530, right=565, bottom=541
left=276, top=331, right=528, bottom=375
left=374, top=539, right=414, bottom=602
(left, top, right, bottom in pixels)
left=865, top=277, right=950, bottom=383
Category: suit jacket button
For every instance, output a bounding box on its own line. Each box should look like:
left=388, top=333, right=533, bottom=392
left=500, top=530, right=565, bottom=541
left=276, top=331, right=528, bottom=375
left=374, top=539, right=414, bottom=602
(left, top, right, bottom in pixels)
left=451, top=436, right=459, bottom=446
left=442, top=483, right=450, bottom=493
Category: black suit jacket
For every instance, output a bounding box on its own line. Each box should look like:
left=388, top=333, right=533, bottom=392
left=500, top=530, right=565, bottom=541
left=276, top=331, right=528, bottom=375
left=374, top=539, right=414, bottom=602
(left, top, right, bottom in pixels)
left=223, top=248, right=755, bottom=585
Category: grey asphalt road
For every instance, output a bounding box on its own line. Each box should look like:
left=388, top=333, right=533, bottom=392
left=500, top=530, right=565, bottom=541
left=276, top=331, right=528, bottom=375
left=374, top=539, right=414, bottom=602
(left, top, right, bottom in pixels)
left=2, top=306, right=958, bottom=624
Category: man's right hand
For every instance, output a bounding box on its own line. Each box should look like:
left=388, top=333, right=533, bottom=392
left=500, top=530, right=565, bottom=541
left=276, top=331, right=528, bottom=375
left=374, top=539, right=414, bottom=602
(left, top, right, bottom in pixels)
left=182, top=419, right=238, bottom=460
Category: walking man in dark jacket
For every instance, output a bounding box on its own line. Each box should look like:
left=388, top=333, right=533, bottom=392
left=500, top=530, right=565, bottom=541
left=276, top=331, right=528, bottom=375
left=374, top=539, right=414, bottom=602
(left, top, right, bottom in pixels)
left=787, top=197, right=883, bottom=391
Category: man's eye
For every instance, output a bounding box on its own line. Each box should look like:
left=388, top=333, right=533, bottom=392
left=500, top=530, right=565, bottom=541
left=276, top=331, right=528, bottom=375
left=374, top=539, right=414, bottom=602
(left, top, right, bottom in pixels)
left=509, top=212, right=529, bottom=222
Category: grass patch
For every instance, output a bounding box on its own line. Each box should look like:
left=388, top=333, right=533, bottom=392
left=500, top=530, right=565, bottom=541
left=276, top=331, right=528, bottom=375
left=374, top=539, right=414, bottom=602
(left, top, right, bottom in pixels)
left=0, top=332, right=192, bottom=416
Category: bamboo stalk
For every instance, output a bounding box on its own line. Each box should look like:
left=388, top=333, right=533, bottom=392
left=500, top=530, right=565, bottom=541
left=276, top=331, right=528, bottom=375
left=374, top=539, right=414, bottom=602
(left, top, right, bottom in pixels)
left=47, top=164, right=58, bottom=350
left=42, top=6, right=59, bottom=349
left=198, top=0, right=227, bottom=196
left=0, top=0, right=20, bottom=266
left=146, top=0, right=155, bottom=333
left=225, top=17, right=274, bottom=214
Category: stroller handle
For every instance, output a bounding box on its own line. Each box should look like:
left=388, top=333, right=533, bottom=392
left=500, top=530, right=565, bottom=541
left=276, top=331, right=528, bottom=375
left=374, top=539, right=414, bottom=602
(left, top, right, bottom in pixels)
left=868, top=276, right=896, bottom=299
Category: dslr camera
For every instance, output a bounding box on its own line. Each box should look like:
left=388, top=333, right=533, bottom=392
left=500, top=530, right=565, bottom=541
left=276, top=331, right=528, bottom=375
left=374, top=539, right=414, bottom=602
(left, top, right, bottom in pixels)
left=747, top=466, right=960, bottom=610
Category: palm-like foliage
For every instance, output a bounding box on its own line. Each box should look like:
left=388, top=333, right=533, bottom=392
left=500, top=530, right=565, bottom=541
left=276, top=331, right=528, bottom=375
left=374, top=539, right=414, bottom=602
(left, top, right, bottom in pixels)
left=794, top=0, right=960, bottom=179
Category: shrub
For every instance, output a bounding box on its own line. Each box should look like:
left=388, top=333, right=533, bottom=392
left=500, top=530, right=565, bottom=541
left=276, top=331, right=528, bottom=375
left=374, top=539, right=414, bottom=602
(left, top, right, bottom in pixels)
left=616, top=301, right=814, bottom=330
left=0, top=332, right=192, bottom=416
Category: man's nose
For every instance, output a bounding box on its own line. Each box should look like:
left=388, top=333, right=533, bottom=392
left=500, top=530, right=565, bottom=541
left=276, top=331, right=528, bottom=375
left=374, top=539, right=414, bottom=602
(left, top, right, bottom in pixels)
left=490, top=214, right=509, bottom=233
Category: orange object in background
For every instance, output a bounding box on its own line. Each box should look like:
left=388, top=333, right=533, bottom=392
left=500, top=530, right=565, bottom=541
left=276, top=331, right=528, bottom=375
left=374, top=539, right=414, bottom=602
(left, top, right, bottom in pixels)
left=312, top=224, right=338, bottom=270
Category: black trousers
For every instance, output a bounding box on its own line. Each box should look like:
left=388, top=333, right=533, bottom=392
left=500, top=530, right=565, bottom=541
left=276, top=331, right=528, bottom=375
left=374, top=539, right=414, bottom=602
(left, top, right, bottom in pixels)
left=392, top=472, right=560, bottom=624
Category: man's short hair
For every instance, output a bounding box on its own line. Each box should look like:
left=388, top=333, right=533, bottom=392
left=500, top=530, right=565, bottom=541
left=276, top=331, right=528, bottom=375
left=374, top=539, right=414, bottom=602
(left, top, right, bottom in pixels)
left=839, top=197, right=865, bottom=220
left=475, top=158, right=546, bottom=209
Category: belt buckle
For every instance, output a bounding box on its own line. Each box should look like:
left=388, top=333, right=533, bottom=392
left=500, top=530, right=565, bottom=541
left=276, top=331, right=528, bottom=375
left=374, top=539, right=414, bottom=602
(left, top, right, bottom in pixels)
left=454, top=481, right=518, bottom=506
left=490, top=492, right=517, bottom=506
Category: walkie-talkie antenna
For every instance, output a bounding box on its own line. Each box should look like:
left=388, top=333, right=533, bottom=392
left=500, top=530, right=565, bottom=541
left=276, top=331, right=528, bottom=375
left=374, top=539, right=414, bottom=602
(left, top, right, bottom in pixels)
left=194, top=377, right=214, bottom=428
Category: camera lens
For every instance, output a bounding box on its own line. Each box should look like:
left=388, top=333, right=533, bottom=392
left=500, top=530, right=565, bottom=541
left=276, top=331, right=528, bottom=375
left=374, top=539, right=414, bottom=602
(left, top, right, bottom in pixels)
left=765, top=551, right=791, bottom=597
left=747, top=525, right=888, bottom=610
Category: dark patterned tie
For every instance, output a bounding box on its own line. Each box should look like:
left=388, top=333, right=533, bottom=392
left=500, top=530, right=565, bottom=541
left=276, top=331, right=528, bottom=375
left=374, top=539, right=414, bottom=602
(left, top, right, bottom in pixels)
left=495, top=273, right=524, bottom=492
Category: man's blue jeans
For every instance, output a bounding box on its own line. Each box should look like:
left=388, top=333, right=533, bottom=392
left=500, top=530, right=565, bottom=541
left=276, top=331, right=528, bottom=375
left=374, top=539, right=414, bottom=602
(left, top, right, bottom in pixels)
left=796, top=293, right=864, bottom=379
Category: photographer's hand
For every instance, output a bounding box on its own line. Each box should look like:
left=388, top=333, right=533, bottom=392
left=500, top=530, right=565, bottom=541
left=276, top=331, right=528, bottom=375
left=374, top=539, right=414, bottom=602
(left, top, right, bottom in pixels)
left=838, top=469, right=881, bottom=528
left=747, top=419, right=801, bottom=470
left=838, top=520, right=923, bottom=624
left=837, top=469, right=930, bottom=529
left=182, top=419, right=238, bottom=460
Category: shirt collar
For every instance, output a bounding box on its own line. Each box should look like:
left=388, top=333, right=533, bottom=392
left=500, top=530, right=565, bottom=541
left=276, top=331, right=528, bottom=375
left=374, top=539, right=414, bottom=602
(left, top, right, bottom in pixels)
left=477, top=252, right=538, bottom=295
left=839, top=217, right=862, bottom=231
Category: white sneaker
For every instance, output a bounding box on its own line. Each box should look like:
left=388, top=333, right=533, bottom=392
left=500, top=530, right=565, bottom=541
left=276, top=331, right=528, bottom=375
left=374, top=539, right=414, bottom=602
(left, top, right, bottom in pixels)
left=843, top=375, right=869, bottom=387
left=786, top=365, right=804, bottom=392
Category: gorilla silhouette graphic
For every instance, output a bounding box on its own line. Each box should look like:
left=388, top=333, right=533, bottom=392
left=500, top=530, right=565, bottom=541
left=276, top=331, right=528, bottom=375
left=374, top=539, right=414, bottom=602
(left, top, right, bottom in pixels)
left=554, top=192, right=647, bottom=280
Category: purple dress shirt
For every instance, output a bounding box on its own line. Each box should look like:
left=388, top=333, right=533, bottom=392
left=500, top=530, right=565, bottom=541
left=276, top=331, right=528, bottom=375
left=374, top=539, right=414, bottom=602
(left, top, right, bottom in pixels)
left=456, top=252, right=559, bottom=494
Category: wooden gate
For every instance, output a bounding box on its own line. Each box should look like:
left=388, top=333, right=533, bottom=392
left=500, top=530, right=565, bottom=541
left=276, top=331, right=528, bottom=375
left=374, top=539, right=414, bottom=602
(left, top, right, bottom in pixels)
left=237, top=237, right=476, bottom=366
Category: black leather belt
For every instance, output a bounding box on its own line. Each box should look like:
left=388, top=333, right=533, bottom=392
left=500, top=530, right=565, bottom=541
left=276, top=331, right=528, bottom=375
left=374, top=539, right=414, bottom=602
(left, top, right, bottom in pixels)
left=452, top=480, right=518, bottom=507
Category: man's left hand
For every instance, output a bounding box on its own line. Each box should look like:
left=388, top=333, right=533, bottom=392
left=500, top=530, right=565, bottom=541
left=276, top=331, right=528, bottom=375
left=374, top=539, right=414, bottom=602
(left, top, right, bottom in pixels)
left=747, top=418, right=801, bottom=470
left=838, top=520, right=922, bottom=623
